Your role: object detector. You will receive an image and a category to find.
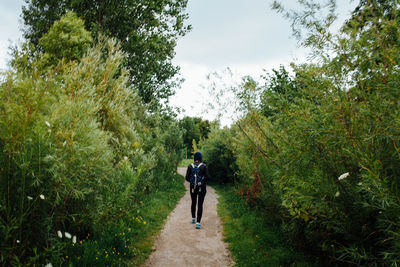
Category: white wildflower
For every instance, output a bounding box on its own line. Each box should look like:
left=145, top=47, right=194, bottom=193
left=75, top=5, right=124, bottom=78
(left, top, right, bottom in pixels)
left=16, top=240, right=20, bottom=243
left=338, top=172, right=350, bottom=181
left=124, top=156, right=128, bottom=161
left=358, top=182, right=362, bottom=186
left=65, top=232, right=72, bottom=239
left=72, top=235, right=77, bottom=244
left=63, top=141, right=67, bottom=147
left=335, top=191, right=340, bottom=197
left=57, top=231, right=63, bottom=238
left=27, top=196, right=33, bottom=200
left=40, top=194, right=45, bottom=200
left=45, top=263, right=53, bottom=267
left=45, top=121, right=51, bottom=127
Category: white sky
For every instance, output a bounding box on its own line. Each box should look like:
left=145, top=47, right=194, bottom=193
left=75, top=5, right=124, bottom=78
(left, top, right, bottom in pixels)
left=0, top=0, right=24, bottom=71
left=0, top=0, right=357, bottom=126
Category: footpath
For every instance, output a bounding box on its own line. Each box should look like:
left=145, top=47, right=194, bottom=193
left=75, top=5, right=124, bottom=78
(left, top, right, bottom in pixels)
left=144, top=167, right=235, bottom=266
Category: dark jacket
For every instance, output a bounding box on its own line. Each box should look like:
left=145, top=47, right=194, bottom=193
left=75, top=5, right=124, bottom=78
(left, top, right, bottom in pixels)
left=185, top=161, right=211, bottom=188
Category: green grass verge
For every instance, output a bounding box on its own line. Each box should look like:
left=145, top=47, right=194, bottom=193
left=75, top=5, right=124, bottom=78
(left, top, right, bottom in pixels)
left=214, top=184, right=314, bottom=267
left=59, top=173, right=185, bottom=266
left=129, top=173, right=186, bottom=266
left=178, top=158, right=193, bottom=167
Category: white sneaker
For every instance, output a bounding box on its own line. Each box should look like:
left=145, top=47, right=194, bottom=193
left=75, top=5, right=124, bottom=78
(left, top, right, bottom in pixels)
left=195, top=223, right=201, bottom=229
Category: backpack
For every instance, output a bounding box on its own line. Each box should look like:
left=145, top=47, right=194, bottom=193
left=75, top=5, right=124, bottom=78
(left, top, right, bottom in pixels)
left=190, top=163, right=204, bottom=193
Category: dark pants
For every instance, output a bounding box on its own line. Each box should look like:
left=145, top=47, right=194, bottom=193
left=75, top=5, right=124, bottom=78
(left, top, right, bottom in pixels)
left=190, top=186, right=206, bottom=223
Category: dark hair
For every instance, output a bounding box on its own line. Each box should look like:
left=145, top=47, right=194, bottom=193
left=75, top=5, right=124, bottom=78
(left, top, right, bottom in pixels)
left=194, top=151, right=202, bottom=162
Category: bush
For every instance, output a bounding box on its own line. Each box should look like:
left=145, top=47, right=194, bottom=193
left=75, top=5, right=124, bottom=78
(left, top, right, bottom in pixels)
left=200, top=127, right=238, bottom=184
left=226, top=3, right=400, bottom=262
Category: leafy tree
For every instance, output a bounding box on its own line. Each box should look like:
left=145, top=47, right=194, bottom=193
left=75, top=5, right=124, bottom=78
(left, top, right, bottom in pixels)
left=198, top=119, right=211, bottom=139
left=39, top=11, right=93, bottom=66
left=259, top=65, right=299, bottom=117
left=22, top=0, right=191, bottom=104
left=178, top=116, right=214, bottom=158
left=179, top=116, right=200, bottom=158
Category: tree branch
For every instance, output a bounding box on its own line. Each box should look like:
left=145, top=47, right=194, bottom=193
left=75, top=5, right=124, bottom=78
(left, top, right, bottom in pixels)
left=236, top=121, right=281, bottom=167
left=250, top=113, right=280, bottom=153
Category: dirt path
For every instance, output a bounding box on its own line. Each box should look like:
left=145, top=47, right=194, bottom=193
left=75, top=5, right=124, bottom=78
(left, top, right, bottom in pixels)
left=144, top=167, right=235, bottom=267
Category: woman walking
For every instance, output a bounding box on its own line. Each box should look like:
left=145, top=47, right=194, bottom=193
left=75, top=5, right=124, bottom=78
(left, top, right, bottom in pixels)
left=185, top=152, right=210, bottom=229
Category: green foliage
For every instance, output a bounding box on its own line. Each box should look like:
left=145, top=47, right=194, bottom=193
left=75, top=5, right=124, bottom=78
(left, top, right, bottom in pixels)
left=58, top=172, right=185, bottom=266
left=0, top=13, right=184, bottom=266
left=39, top=11, right=93, bottom=66
left=198, top=119, right=212, bottom=140
left=178, top=158, right=193, bottom=168
left=260, top=65, right=300, bottom=118
left=231, top=62, right=400, bottom=263
left=179, top=116, right=200, bottom=152
left=22, top=0, right=191, bottom=104
left=201, top=1, right=400, bottom=265
left=200, top=127, right=238, bottom=184
left=179, top=116, right=212, bottom=158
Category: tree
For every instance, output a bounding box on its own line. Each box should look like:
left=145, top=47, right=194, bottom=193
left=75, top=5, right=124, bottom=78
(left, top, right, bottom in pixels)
left=179, top=116, right=201, bottom=157
left=198, top=119, right=211, bottom=139
left=259, top=65, right=299, bottom=117
left=39, top=11, right=93, bottom=66
left=22, top=0, right=191, bottom=104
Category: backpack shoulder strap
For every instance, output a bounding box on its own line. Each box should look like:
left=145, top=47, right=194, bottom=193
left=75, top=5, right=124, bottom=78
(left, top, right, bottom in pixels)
left=197, top=163, right=204, bottom=168
left=191, top=163, right=195, bottom=168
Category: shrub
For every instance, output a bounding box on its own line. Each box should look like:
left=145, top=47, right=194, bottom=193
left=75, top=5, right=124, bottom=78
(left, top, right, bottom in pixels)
left=200, top=127, right=238, bottom=184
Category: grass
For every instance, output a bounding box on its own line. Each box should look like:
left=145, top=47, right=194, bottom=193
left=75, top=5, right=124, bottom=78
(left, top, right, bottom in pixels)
left=214, top=184, right=315, bottom=267
left=178, top=158, right=193, bottom=167
left=129, top=173, right=186, bottom=266
left=59, top=172, right=186, bottom=266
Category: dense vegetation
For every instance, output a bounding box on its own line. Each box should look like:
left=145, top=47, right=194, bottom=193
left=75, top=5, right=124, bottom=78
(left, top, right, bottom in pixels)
left=3, top=0, right=400, bottom=266
left=0, top=11, right=185, bottom=266
left=216, top=184, right=313, bottom=266
left=201, top=1, right=400, bottom=265
left=178, top=116, right=213, bottom=158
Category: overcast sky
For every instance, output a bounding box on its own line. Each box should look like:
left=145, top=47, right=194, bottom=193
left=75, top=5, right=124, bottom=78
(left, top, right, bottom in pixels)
left=0, top=0, right=357, bottom=125
left=171, top=0, right=305, bottom=125
left=0, top=0, right=24, bottom=71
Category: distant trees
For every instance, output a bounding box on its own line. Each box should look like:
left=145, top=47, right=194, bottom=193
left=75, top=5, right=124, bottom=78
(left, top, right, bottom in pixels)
left=178, top=116, right=212, bottom=158
left=22, top=0, right=191, bottom=105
